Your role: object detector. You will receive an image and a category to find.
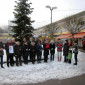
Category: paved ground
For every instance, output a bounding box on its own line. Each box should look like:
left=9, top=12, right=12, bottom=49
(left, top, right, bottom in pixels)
left=22, top=74, right=85, bottom=85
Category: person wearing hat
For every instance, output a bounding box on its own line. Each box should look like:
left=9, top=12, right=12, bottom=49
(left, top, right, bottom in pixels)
left=0, top=39, right=4, bottom=68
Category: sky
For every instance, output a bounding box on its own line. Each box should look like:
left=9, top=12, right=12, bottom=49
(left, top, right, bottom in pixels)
left=0, top=0, right=85, bottom=29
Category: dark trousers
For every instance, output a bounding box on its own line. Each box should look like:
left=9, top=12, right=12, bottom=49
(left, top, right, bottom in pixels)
left=50, top=53, right=54, bottom=61
left=37, top=52, right=41, bottom=63
left=64, top=56, right=68, bottom=62
left=7, top=54, right=14, bottom=67
left=74, top=53, right=78, bottom=64
left=0, top=56, right=3, bottom=67
left=44, top=54, right=48, bottom=63
left=23, top=55, right=28, bottom=64
left=30, top=53, right=35, bottom=64
left=16, top=55, right=22, bottom=66
left=68, top=60, right=71, bottom=63
left=83, top=45, right=85, bottom=50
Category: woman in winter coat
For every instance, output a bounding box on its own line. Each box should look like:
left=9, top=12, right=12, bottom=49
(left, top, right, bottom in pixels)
left=49, top=40, right=55, bottom=61
left=5, top=39, right=14, bottom=67
left=73, top=41, right=78, bottom=65
left=63, top=40, right=69, bottom=62
left=43, top=40, right=49, bottom=63
left=14, top=41, right=22, bottom=66
left=56, top=39, right=63, bottom=61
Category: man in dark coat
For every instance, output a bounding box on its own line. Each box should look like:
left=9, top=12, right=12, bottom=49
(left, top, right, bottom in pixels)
left=0, top=39, right=4, bottom=68
left=5, top=39, right=14, bottom=67
left=14, top=41, right=22, bottom=66
left=63, top=40, right=69, bottom=62
left=23, top=42, right=29, bottom=64
left=30, top=42, right=36, bottom=64
left=43, top=40, right=49, bottom=63
left=49, top=40, right=55, bottom=61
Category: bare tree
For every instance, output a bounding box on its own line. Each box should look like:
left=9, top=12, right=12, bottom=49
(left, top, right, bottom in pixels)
left=46, top=23, right=58, bottom=39
left=65, top=16, right=85, bottom=42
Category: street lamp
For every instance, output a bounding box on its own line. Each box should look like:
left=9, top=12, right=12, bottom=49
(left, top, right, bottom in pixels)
left=46, top=5, right=57, bottom=39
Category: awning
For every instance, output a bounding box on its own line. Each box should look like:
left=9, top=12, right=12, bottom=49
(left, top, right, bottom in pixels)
left=56, top=32, right=85, bottom=39
left=56, top=34, right=72, bottom=39
left=74, top=32, right=85, bottom=38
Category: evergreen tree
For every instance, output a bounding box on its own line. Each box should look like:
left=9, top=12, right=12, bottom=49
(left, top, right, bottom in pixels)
left=11, top=0, right=34, bottom=39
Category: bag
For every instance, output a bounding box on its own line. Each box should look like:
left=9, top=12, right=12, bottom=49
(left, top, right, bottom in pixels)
left=68, top=52, right=72, bottom=60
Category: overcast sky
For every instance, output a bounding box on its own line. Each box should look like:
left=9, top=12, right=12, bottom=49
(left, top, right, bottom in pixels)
left=0, top=0, right=85, bottom=28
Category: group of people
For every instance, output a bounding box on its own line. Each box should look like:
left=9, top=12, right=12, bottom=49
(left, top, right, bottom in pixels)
left=0, top=37, right=79, bottom=68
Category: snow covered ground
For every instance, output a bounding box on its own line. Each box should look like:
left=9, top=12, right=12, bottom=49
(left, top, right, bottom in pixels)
left=0, top=48, right=85, bottom=85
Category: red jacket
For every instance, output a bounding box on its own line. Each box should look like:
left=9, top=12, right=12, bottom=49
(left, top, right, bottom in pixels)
left=57, top=43, right=63, bottom=52
left=82, top=40, right=85, bottom=46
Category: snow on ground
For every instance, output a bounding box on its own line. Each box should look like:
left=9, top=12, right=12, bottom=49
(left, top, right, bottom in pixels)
left=0, top=48, right=85, bottom=84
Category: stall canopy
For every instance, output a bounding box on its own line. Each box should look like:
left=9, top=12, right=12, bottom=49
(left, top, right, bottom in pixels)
left=56, top=32, right=85, bottom=39
left=56, top=34, right=72, bottom=39
left=74, top=32, right=85, bottom=38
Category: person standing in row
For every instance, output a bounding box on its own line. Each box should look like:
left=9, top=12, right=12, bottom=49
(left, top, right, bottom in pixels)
left=49, top=40, right=55, bottom=61
left=23, top=41, right=29, bottom=64
left=14, top=41, right=22, bottom=66
left=73, top=41, right=78, bottom=65
left=43, top=40, right=49, bottom=63
left=82, top=36, right=85, bottom=51
left=5, top=39, right=14, bottom=67
left=0, top=39, right=4, bottom=68
left=56, top=39, right=63, bottom=61
left=36, top=42, right=42, bottom=63
left=30, top=42, right=36, bottom=64
left=63, top=40, right=69, bottom=62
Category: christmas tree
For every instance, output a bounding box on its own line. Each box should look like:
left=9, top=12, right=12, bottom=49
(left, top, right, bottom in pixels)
left=11, top=0, right=34, bottom=40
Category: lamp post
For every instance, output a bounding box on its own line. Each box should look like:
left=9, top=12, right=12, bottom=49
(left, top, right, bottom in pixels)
left=46, top=5, right=57, bottom=39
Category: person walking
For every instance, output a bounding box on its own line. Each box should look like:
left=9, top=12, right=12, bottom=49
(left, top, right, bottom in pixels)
left=14, top=41, right=22, bottom=66
left=73, top=41, right=78, bottom=65
left=43, top=40, right=49, bottom=63
left=49, top=40, right=55, bottom=61
left=0, top=39, right=4, bottom=68
left=56, top=39, right=63, bottom=61
left=63, top=40, right=69, bottom=62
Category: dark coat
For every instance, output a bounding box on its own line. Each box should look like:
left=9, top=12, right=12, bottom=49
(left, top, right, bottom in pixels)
left=0, top=42, right=4, bottom=56
left=23, top=44, right=29, bottom=56
left=43, top=43, right=49, bottom=56
left=73, top=43, right=78, bottom=54
left=50, top=43, right=55, bottom=54
left=63, top=43, right=69, bottom=56
left=30, top=45, right=36, bottom=56
left=14, top=45, right=22, bottom=56
left=36, top=44, right=42, bottom=54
